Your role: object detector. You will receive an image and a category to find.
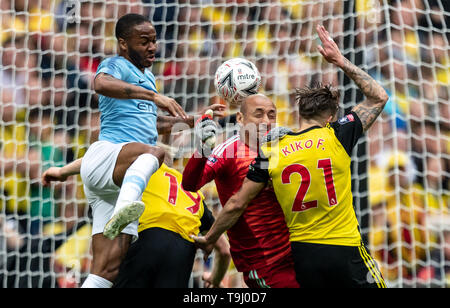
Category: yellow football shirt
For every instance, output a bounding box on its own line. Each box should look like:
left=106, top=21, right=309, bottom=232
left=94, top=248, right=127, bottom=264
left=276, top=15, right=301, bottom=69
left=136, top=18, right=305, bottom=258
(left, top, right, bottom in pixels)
left=139, top=163, right=209, bottom=242
left=248, top=112, right=365, bottom=246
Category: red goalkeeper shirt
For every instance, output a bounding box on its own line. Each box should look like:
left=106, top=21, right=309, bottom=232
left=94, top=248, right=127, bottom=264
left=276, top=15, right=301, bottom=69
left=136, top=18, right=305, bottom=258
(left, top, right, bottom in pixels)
left=182, top=135, right=292, bottom=273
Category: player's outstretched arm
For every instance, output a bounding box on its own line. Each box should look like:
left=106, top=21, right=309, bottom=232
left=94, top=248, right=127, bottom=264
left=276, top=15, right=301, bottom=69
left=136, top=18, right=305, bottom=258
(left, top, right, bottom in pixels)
left=157, top=104, right=226, bottom=135
left=42, top=158, right=82, bottom=186
left=94, top=73, right=187, bottom=119
left=191, top=178, right=265, bottom=256
left=316, top=25, right=389, bottom=132
left=202, top=234, right=231, bottom=288
left=157, top=115, right=195, bottom=134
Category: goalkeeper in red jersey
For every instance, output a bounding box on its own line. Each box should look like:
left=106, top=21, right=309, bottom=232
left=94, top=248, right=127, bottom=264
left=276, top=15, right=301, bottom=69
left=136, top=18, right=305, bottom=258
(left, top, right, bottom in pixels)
left=182, top=94, right=299, bottom=288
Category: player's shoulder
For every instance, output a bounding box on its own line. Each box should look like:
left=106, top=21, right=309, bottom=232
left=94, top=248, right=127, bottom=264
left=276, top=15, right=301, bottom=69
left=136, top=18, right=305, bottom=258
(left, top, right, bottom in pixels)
left=99, top=55, right=129, bottom=69
left=99, top=55, right=121, bottom=64
left=330, top=112, right=361, bottom=129
left=211, top=134, right=240, bottom=157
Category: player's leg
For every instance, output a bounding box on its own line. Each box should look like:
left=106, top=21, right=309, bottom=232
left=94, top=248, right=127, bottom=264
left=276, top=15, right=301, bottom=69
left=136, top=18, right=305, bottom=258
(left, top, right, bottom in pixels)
left=112, top=232, right=152, bottom=288
left=243, top=270, right=268, bottom=288
left=103, top=143, right=164, bottom=239
left=148, top=228, right=196, bottom=288
left=112, top=142, right=165, bottom=187
left=82, top=233, right=132, bottom=288
left=253, top=258, right=300, bottom=288
left=243, top=264, right=299, bottom=288
left=80, top=187, right=138, bottom=287
left=112, top=228, right=196, bottom=288
left=79, top=141, right=149, bottom=287
left=290, top=241, right=338, bottom=288
left=352, top=243, right=387, bottom=288
left=291, top=242, right=386, bottom=288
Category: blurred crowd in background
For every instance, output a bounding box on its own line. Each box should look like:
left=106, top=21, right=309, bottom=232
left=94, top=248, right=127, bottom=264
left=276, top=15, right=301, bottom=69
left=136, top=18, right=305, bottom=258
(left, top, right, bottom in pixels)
left=0, top=0, right=448, bottom=287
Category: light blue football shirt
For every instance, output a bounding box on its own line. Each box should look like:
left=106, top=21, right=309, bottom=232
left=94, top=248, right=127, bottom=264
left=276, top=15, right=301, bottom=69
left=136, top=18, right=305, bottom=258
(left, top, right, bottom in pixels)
left=95, top=56, right=158, bottom=145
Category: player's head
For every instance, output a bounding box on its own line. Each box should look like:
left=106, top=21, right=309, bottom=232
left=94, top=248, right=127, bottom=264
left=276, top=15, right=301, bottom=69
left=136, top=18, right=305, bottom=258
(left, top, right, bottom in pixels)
left=115, top=13, right=157, bottom=69
left=295, top=83, right=339, bottom=126
left=237, top=94, right=277, bottom=143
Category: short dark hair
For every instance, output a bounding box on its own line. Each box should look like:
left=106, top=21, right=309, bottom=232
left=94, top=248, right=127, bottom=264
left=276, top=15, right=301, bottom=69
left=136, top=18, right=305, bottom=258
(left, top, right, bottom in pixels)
left=115, top=13, right=150, bottom=40
left=295, top=83, right=340, bottom=120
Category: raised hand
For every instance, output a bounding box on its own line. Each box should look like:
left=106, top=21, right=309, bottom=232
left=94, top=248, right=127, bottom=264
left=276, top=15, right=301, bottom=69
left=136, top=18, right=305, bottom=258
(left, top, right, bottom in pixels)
left=194, top=110, right=218, bottom=156
left=316, top=25, right=388, bottom=132
left=316, top=24, right=345, bottom=68
left=153, top=93, right=187, bottom=119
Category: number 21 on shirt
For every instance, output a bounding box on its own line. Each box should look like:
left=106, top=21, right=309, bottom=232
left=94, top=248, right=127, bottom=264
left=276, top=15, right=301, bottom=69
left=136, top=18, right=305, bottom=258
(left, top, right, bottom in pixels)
left=281, top=158, right=337, bottom=212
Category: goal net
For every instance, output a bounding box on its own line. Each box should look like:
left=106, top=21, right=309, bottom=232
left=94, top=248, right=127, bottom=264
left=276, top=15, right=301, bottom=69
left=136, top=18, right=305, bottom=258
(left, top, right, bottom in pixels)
left=0, top=0, right=448, bottom=288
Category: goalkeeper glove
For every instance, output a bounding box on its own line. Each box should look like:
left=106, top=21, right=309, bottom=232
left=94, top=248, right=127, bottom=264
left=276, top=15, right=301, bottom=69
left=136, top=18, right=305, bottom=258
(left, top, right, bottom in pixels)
left=194, top=109, right=218, bottom=157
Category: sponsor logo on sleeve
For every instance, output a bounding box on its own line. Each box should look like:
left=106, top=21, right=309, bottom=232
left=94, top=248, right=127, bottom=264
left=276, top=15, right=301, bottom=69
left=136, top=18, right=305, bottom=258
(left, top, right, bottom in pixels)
left=207, top=157, right=218, bottom=166
left=338, top=114, right=355, bottom=124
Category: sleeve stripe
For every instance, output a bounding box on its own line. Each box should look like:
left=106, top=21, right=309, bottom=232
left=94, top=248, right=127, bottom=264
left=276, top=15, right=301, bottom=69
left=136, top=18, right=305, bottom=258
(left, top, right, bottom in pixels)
left=212, top=134, right=240, bottom=156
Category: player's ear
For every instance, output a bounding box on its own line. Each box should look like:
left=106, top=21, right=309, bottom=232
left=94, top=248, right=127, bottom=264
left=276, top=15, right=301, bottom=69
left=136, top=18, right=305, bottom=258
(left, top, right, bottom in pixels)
left=118, top=38, right=128, bottom=53
left=236, top=111, right=244, bottom=125
left=327, top=114, right=334, bottom=123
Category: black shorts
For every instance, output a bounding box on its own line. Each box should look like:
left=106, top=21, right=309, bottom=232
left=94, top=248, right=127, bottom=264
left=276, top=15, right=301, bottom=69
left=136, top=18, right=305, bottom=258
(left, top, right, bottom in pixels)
left=290, top=241, right=386, bottom=288
left=113, top=227, right=196, bottom=288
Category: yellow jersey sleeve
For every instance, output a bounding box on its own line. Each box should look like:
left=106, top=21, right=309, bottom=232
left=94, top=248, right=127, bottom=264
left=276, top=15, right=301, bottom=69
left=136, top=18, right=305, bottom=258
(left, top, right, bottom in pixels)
left=139, top=164, right=206, bottom=242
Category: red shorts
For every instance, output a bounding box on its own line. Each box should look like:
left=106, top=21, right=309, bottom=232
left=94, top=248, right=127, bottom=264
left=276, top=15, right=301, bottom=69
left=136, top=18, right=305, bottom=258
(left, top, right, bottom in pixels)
left=243, top=258, right=299, bottom=288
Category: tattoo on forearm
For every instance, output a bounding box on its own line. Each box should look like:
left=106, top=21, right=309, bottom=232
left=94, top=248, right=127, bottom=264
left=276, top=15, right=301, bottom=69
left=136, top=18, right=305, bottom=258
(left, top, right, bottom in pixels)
left=352, top=104, right=383, bottom=132
left=100, top=73, right=135, bottom=99
left=341, top=58, right=387, bottom=131
left=124, top=87, right=133, bottom=98
left=341, top=58, right=385, bottom=102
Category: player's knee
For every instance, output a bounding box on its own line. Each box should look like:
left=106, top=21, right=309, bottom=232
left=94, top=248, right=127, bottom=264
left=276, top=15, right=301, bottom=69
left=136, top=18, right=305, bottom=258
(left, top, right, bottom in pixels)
left=128, top=143, right=164, bottom=167
left=144, top=145, right=165, bottom=166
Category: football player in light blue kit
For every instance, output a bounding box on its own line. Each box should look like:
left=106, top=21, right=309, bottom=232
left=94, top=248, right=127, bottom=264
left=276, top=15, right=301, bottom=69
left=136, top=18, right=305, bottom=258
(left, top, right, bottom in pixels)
left=79, top=13, right=187, bottom=288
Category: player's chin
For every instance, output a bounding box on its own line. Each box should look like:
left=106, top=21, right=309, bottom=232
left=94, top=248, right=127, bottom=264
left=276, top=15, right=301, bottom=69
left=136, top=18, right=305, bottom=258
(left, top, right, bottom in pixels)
left=143, top=58, right=155, bottom=67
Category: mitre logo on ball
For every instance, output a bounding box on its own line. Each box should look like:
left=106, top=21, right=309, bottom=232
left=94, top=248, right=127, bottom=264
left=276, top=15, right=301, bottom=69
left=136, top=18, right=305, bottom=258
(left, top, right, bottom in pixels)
left=215, top=58, right=261, bottom=106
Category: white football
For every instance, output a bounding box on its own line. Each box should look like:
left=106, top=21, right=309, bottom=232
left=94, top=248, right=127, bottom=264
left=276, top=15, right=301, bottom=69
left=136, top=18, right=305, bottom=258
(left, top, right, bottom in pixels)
left=214, top=58, right=261, bottom=105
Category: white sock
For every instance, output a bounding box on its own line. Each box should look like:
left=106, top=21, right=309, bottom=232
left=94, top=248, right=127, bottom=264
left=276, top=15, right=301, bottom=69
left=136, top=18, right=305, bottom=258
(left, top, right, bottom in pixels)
left=114, top=153, right=159, bottom=214
left=81, top=274, right=113, bottom=288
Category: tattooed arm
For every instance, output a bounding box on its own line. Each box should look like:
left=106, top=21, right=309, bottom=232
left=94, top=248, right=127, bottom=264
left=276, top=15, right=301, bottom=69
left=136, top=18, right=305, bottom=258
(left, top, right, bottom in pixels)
left=343, top=58, right=388, bottom=132
left=94, top=72, right=156, bottom=101
left=94, top=73, right=187, bottom=118
left=316, top=25, right=389, bottom=132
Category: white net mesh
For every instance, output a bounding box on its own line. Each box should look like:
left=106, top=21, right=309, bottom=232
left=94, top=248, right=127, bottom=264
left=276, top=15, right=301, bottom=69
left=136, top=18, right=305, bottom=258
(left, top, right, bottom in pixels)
left=0, top=0, right=448, bottom=288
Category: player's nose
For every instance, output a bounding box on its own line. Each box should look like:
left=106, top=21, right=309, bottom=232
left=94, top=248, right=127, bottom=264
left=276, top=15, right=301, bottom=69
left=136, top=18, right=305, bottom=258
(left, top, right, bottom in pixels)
left=148, top=42, right=157, bottom=53
left=258, top=122, right=269, bottom=134
left=261, top=114, right=271, bottom=126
